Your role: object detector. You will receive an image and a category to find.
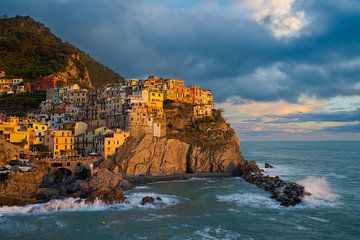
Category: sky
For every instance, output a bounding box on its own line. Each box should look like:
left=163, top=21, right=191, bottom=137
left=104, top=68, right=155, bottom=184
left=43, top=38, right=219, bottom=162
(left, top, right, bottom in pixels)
left=2, top=0, right=360, bottom=141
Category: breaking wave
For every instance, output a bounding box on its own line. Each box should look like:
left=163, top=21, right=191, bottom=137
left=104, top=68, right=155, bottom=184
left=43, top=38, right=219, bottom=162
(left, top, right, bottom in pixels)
left=216, top=193, right=280, bottom=208
left=194, top=226, right=242, bottom=240
left=0, top=192, right=181, bottom=216
left=297, top=176, right=340, bottom=207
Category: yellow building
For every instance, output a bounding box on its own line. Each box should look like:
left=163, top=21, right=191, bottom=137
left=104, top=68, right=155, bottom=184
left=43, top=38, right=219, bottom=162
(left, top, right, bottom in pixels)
left=44, top=130, right=74, bottom=157
left=200, top=89, right=213, bottom=105
left=32, top=123, right=48, bottom=144
left=98, top=129, right=130, bottom=160
left=9, top=127, right=35, bottom=150
left=166, top=79, right=184, bottom=89
left=7, top=116, right=20, bottom=125
left=165, top=79, right=185, bottom=101
left=0, top=121, right=21, bottom=140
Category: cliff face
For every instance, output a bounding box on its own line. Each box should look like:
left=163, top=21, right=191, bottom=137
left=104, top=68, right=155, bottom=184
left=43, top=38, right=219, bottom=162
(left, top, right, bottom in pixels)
left=115, top=135, right=189, bottom=175
left=115, top=106, right=245, bottom=176
left=55, top=53, right=93, bottom=88
left=115, top=134, right=243, bottom=176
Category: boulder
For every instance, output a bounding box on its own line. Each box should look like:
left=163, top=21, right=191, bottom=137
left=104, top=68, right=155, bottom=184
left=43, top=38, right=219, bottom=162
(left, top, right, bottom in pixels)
left=79, top=168, right=133, bottom=204
left=140, top=196, right=163, bottom=206
left=235, top=160, right=261, bottom=176
left=265, top=163, right=274, bottom=168
left=141, top=196, right=155, bottom=205
left=36, top=188, right=59, bottom=200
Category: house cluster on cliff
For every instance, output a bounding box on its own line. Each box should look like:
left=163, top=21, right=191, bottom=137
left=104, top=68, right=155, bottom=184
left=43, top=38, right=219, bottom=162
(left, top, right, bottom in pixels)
left=0, top=76, right=214, bottom=161
left=0, top=70, right=71, bottom=95
left=0, top=71, right=27, bottom=95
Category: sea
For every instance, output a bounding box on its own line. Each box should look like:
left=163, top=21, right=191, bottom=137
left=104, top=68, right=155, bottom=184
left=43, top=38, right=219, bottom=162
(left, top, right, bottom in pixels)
left=0, top=141, right=359, bottom=240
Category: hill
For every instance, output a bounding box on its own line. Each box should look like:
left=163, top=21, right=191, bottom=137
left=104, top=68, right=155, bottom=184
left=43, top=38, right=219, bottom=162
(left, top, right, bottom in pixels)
left=0, top=15, right=124, bottom=88
left=0, top=91, right=46, bottom=115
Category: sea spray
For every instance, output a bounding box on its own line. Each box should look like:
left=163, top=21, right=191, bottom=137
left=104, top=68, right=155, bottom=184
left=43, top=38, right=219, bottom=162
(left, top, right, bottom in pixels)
left=0, top=192, right=181, bottom=216
left=297, top=176, right=340, bottom=206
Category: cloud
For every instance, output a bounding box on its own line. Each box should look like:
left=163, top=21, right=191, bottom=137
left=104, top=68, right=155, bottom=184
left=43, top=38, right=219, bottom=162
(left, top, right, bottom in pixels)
left=322, top=123, right=360, bottom=133
left=218, top=95, right=324, bottom=117
left=240, top=0, right=308, bottom=38
left=2, top=0, right=360, bottom=140
left=270, top=108, right=360, bottom=123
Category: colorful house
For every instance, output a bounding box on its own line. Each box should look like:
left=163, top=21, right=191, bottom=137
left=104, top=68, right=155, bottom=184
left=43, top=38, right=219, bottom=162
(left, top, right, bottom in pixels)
left=44, top=130, right=74, bottom=157
left=32, top=123, right=48, bottom=144
left=97, top=129, right=130, bottom=160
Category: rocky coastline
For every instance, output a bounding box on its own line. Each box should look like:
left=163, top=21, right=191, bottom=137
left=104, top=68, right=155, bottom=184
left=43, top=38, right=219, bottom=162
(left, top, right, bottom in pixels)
left=235, top=160, right=308, bottom=206
left=0, top=108, right=307, bottom=207
left=0, top=165, right=308, bottom=207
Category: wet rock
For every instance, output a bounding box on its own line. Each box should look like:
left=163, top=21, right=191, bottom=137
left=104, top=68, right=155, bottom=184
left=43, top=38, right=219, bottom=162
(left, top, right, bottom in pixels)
left=235, top=160, right=261, bottom=176
left=86, top=187, right=125, bottom=204
left=36, top=188, right=59, bottom=200
left=241, top=171, right=307, bottom=206
left=79, top=169, right=132, bottom=204
left=265, top=163, right=274, bottom=168
left=141, top=196, right=155, bottom=205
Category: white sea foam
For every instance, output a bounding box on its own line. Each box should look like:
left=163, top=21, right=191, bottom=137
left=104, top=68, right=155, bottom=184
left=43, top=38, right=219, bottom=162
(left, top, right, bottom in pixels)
left=134, top=185, right=151, bottom=190
left=217, top=193, right=280, bottom=208
left=194, top=226, right=242, bottom=240
left=306, top=216, right=330, bottom=223
left=258, top=162, right=301, bottom=177
left=297, top=176, right=340, bottom=207
left=126, top=192, right=180, bottom=209
left=0, top=192, right=181, bottom=216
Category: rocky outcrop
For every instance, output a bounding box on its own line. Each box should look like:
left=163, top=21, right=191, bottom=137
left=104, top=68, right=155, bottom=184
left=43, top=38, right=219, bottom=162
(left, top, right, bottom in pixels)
left=234, top=160, right=261, bottom=176
left=0, top=172, right=44, bottom=198
left=0, top=171, right=45, bottom=206
left=265, top=163, right=274, bottom=168
left=79, top=168, right=133, bottom=204
left=237, top=160, right=307, bottom=206
left=0, top=140, right=28, bottom=163
left=141, top=196, right=163, bottom=206
left=0, top=168, right=133, bottom=206
left=115, top=135, right=189, bottom=175
left=55, top=53, right=93, bottom=89
left=243, top=173, right=306, bottom=206
left=115, top=133, right=244, bottom=176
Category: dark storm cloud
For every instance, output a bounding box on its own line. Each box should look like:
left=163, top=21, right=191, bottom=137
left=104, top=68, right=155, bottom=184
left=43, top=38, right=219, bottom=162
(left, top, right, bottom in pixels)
left=2, top=0, right=360, bottom=103
left=269, top=108, right=360, bottom=124
left=322, top=123, right=360, bottom=133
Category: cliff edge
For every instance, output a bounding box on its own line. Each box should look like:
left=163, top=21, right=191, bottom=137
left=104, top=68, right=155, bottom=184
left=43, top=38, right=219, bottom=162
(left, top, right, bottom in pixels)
left=114, top=104, right=245, bottom=176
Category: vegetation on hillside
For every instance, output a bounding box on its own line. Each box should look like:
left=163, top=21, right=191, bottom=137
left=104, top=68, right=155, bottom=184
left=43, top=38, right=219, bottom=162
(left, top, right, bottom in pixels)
left=165, top=103, right=235, bottom=149
left=0, top=91, right=46, bottom=115
left=0, top=15, right=124, bottom=86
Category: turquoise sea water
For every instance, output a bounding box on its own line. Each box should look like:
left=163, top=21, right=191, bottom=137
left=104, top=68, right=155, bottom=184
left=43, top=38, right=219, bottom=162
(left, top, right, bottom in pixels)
left=0, top=141, right=359, bottom=240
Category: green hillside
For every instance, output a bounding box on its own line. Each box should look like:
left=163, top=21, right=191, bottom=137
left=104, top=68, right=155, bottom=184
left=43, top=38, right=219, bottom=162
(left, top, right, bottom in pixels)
left=0, top=15, right=124, bottom=87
